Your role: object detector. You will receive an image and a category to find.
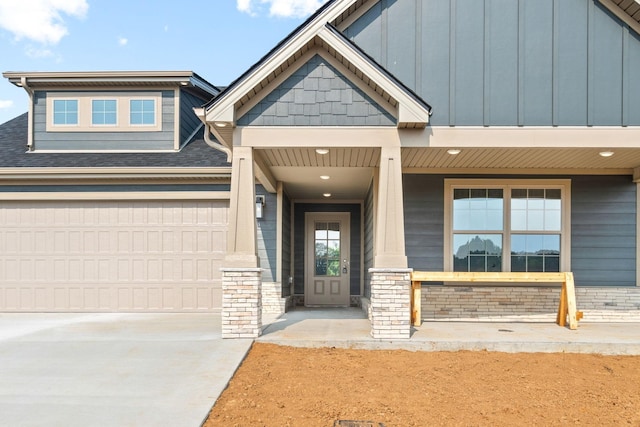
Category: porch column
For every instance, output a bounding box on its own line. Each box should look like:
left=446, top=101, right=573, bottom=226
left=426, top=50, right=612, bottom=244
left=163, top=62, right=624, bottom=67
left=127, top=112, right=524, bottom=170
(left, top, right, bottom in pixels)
left=374, top=145, right=407, bottom=268
left=370, top=145, right=411, bottom=339
left=222, top=146, right=262, bottom=338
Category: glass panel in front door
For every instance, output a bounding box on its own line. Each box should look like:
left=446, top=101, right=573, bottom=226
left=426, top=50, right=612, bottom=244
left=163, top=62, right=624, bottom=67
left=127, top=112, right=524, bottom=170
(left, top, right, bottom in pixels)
left=315, top=221, right=341, bottom=276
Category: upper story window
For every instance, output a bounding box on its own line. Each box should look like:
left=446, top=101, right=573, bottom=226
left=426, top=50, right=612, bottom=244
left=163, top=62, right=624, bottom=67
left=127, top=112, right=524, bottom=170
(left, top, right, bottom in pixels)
left=92, top=99, right=117, bottom=125
left=445, top=179, right=571, bottom=273
left=53, top=99, right=78, bottom=125
left=130, top=99, right=155, bottom=125
left=47, top=92, right=162, bottom=132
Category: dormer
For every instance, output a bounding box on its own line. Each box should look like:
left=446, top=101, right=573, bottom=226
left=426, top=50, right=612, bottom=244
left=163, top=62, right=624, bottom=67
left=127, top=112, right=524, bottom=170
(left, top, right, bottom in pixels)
left=3, top=71, right=219, bottom=152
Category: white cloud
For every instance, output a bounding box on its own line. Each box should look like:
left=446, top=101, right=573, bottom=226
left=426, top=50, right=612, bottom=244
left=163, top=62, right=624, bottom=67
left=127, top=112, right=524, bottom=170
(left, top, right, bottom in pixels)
left=25, top=47, right=55, bottom=58
left=0, top=0, right=88, bottom=45
left=118, top=37, right=128, bottom=46
left=237, top=0, right=325, bottom=18
left=0, top=100, right=13, bottom=109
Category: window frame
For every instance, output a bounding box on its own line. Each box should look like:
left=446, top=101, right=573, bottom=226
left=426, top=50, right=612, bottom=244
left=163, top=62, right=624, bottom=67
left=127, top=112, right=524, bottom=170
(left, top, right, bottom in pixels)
left=129, top=98, right=156, bottom=126
left=46, top=92, right=162, bottom=132
left=51, top=99, right=79, bottom=126
left=91, top=99, right=118, bottom=126
left=444, top=179, right=571, bottom=272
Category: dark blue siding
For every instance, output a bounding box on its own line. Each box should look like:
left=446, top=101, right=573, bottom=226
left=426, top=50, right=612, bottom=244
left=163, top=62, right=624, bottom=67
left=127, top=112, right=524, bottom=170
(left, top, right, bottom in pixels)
left=402, top=174, right=636, bottom=287
left=571, top=176, right=636, bottom=286
left=281, top=191, right=292, bottom=296
left=257, top=185, right=277, bottom=283
left=237, top=55, right=395, bottom=127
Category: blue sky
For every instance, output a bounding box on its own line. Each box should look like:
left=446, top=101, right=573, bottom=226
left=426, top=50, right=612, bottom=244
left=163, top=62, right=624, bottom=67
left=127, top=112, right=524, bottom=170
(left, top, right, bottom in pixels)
left=0, top=0, right=328, bottom=125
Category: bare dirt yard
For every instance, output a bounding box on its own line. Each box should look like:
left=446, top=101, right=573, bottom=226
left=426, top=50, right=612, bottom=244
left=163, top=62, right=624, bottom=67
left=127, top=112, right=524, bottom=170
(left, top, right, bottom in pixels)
left=204, top=343, right=640, bottom=427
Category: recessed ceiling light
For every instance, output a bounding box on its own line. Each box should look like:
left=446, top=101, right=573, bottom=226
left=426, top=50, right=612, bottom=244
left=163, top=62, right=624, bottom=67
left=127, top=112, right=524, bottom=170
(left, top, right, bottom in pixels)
left=599, top=151, right=614, bottom=157
left=320, top=175, right=330, bottom=180
left=323, top=193, right=332, bottom=198
left=315, top=148, right=329, bottom=155
left=447, top=149, right=461, bottom=155
left=214, top=122, right=227, bottom=128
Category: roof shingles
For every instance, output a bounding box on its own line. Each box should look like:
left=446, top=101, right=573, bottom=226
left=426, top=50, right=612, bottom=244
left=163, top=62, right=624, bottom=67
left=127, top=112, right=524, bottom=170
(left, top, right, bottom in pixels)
left=0, top=113, right=230, bottom=169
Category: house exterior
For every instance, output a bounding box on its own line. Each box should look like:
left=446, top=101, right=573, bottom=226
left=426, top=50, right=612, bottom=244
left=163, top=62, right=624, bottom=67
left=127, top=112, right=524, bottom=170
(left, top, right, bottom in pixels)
left=2, top=0, right=640, bottom=339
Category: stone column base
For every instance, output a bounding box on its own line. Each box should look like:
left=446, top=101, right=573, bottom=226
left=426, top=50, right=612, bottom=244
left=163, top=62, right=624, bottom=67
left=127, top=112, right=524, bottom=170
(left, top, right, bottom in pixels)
left=369, top=268, right=412, bottom=339
left=221, top=268, right=262, bottom=339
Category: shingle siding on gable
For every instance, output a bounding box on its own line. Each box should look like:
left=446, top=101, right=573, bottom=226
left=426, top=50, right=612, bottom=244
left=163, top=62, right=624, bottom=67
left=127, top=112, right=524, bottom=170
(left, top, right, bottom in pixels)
left=33, top=90, right=176, bottom=150
left=237, top=55, right=395, bottom=127
left=344, top=0, right=640, bottom=126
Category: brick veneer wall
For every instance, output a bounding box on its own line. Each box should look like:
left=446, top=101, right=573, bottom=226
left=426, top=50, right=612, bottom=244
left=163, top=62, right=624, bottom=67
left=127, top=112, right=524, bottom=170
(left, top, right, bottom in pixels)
left=420, top=286, right=640, bottom=322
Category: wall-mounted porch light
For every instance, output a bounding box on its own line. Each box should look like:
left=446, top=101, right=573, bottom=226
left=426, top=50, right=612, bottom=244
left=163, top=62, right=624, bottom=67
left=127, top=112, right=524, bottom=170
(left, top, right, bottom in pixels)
left=256, top=195, right=266, bottom=219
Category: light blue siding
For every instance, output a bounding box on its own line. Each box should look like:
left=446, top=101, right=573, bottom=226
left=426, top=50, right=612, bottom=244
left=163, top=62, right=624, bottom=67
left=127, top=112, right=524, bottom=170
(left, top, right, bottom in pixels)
left=452, top=0, right=484, bottom=125
left=33, top=91, right=176, bottom=150
left=520, top=0, right=554, bottom=125
left=237, top=55, right=395, bottom=127
left=345, top=0, right=640, bottom=126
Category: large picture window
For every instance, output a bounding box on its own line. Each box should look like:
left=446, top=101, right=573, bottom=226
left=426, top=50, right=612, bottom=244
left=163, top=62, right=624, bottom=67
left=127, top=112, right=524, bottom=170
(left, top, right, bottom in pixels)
left=445, top=180, right=570, bottom=273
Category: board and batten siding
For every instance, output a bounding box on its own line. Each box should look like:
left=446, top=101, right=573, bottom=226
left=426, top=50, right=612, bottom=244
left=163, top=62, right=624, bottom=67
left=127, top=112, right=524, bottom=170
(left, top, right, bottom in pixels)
left=33, top=90, right=176, bottom=150
left=344, top=0, right=640, bottom=126
left=237, top=55, right=395, bottom=127
left=402, top=174, right=636, bottom=287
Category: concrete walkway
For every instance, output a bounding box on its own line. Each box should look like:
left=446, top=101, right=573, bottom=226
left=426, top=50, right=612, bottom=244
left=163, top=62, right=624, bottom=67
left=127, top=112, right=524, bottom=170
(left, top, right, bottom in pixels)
left=1, top=309, right=638, bottom=427
left=259, top=307, right=640, bottom=355
left=0, top=313, right=252, bottom=427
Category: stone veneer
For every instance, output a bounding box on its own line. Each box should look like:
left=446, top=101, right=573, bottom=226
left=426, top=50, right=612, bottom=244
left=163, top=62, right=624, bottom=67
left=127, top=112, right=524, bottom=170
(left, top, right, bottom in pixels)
left=221, top=268, right=262, bottom=338
left=369, top=268, right=412, bottom=339
left=420, top=286, right=640, bottom=322
left=261, top=281, right=290, bottom=315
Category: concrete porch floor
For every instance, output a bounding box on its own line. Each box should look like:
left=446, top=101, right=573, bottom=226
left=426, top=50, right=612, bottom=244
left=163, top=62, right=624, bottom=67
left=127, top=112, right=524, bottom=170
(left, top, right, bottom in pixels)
left=259, top=307, right=640, bottom=355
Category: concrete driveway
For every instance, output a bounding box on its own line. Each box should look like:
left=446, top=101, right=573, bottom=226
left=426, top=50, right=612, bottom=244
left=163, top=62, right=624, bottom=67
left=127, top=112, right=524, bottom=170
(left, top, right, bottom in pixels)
left=0, top=313, right=252, bottom=427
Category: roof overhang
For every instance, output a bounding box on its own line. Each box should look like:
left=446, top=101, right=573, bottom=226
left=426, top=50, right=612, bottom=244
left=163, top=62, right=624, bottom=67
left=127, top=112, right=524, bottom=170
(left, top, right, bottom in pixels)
left=3, top=70, right=220, bottom=98
left=195, top=0, right=431, bottom=149
left=598, top=0, right=640, bottom=34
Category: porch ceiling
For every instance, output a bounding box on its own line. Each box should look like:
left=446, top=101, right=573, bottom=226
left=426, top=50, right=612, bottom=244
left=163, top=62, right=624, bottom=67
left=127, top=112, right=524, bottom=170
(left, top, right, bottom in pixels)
left=402, top=147, right=640, bottom=172
left=259, top=146, right=640, bottom=200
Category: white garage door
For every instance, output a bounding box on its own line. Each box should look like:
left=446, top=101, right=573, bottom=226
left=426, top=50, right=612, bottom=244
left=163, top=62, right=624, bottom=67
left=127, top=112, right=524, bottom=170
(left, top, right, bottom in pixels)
left=0, top=200, right=228, bottom=312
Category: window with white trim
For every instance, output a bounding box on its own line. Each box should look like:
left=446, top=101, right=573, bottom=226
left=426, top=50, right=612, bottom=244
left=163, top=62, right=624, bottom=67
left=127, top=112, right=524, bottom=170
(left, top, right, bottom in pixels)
left=52, top=99, right=78, bottom=125
left=445, top=180, right=570, bottom=273
left=91, top=99, right=117, bottom=125
left=129, top=99, right=155, bottom=125
left=46, top=92, right=162, bottom=132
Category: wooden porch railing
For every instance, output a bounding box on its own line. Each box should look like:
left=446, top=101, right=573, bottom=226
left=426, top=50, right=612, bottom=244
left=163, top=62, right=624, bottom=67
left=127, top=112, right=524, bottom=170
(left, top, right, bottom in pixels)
left=410, top=271, right=583, bottom=330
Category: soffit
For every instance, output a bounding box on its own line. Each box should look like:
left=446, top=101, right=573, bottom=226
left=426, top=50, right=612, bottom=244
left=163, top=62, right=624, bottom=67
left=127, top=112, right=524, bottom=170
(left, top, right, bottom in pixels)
left=598, top=0, right=640, bottom=34
left=402, top=147, right=640, bottom=171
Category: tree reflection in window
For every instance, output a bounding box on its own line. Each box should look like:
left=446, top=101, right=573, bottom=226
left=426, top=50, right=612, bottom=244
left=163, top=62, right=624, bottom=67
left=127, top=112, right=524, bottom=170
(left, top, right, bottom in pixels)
left=315, top=222, right=340, bottom=276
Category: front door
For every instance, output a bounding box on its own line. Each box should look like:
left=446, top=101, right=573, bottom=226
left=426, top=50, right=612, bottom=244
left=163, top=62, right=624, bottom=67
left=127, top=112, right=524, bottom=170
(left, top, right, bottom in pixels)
left=305, top=212, right=350, bottom=306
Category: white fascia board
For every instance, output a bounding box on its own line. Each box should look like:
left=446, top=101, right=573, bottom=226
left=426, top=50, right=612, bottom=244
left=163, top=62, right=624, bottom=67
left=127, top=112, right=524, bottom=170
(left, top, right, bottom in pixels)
left=203, top=0, right=362, bottom=124
left=317, top=26, right=430, bottom=126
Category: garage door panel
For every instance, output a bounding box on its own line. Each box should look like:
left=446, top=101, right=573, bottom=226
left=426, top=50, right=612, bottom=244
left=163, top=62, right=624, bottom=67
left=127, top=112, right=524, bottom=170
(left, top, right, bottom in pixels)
left=0, top=200, right=228, bottom=312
